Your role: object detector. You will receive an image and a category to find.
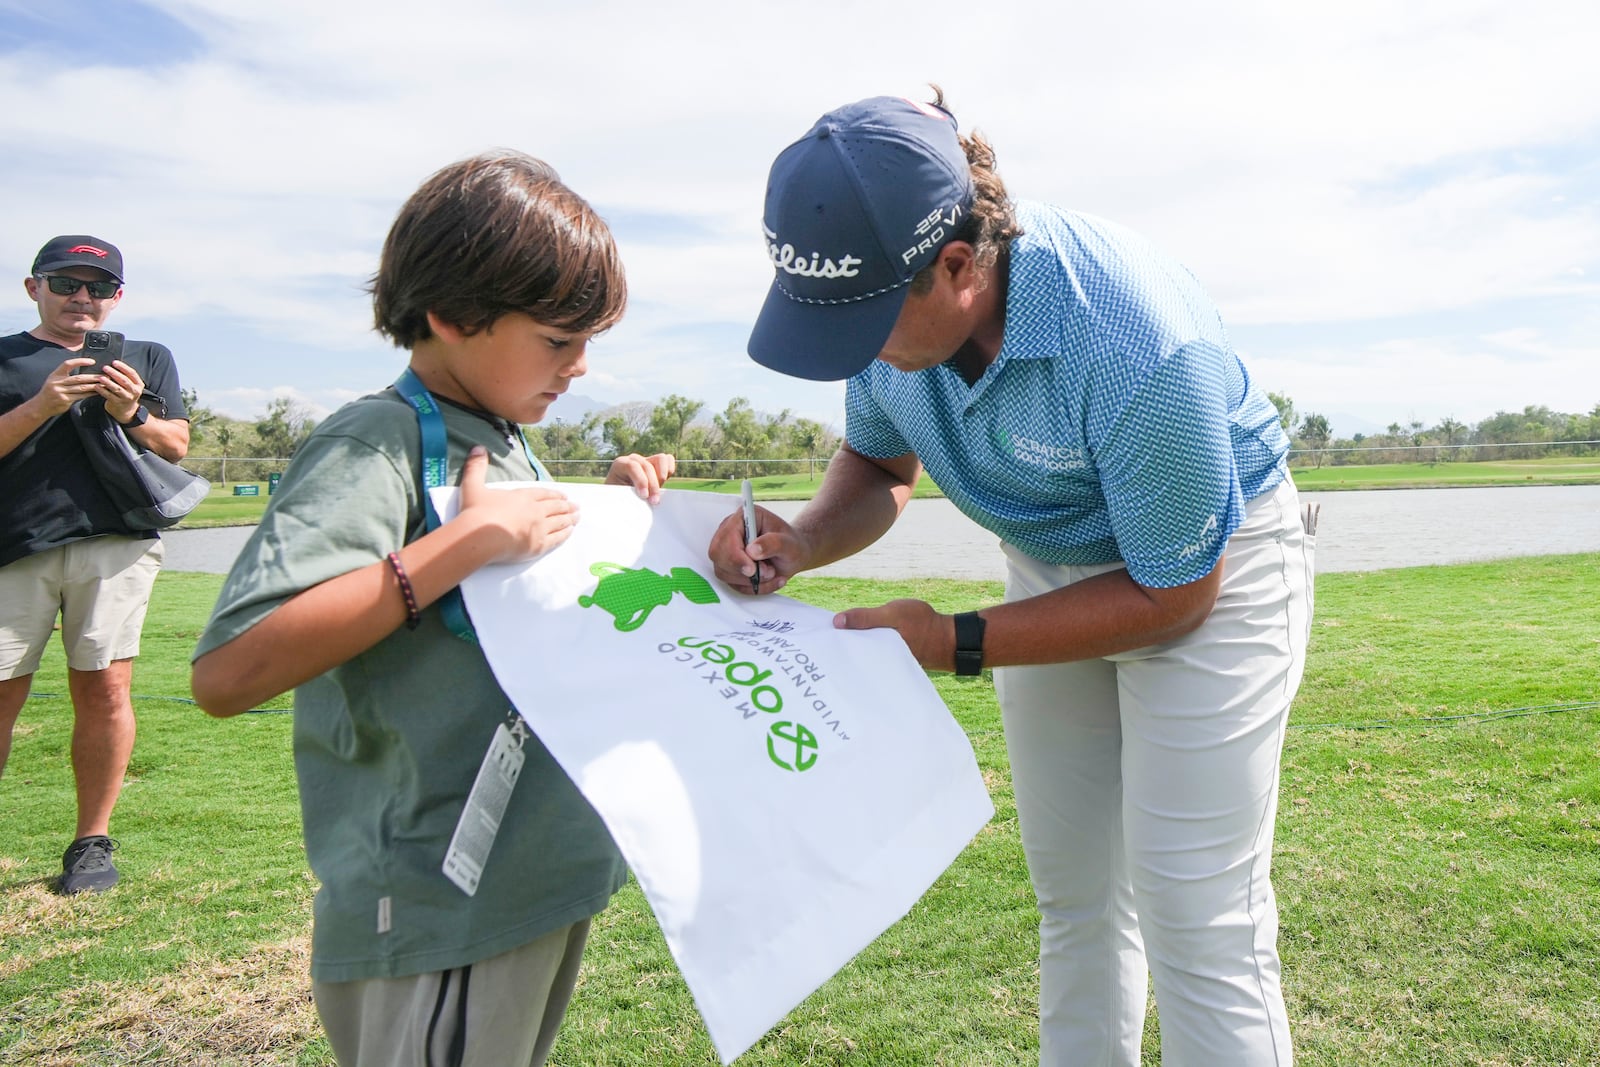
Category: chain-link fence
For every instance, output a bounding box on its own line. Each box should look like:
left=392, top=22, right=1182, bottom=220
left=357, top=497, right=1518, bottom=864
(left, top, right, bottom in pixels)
left=183, top=456, right=293, bottom=484
left=540, top=457, right=833, bottom=480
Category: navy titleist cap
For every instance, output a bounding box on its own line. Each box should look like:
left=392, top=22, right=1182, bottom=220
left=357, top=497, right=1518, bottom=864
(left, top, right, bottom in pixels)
left=32, top=235, right=125, bottom=283
left=748, top=96, right=974, bottom=381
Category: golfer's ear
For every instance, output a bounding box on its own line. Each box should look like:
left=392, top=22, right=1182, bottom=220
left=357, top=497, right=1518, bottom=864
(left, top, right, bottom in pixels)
left=934, top=241, right=978, bottom=287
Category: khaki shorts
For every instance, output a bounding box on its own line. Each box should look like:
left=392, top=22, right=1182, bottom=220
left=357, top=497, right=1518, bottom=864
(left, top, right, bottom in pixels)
left=0, top=536, right=164, bottom=677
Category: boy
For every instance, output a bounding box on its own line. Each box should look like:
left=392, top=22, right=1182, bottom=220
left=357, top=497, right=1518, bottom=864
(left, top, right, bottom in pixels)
left=191, top=151, right=673, bottom=1066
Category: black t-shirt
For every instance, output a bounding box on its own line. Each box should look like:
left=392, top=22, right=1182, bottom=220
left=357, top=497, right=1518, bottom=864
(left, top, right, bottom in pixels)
left=0, top=332, right=188, bottom=567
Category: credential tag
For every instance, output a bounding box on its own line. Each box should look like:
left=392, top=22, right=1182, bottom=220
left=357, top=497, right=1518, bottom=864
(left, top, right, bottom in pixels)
left=442, top=719, right=526, bottom=896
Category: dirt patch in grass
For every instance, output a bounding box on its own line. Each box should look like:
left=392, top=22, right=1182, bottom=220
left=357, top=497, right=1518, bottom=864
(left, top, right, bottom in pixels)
left=5, top=935, right=322, bottom=1066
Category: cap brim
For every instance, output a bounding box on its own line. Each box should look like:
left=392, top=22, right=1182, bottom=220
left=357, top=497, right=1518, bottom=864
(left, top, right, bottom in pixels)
left=747, top=280, right=909, bottom=382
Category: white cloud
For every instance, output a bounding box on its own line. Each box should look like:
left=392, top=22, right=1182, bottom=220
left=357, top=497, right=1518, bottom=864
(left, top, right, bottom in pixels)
left=1244, top=325, right=1600, bottom=436
left=0, top=0, right=1595, bottom=429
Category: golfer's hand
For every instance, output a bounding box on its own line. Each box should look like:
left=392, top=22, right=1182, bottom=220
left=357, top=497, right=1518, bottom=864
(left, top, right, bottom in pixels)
left=606, top=452, right=675, bottom=503
left=708, top=508, right=805, bottom=594
left=833, top=598, right=956, bottom=671
left=459, top=446, right=578, bottom=562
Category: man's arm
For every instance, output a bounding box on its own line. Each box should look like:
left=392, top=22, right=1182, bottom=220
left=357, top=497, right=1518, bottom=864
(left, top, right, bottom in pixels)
left=788, top=444, right=921, bottom=568
left=123, top=414, right=190, bottom=463
left=98, top=357, right=191, bottom=462
left=833, top=559, right=1225, bottom=672
left=0, top=357, right=100, bottom=461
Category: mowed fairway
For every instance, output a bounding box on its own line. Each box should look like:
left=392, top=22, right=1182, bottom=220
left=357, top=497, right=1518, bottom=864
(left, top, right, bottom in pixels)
left=2, top=556, right=1597, bottom=1065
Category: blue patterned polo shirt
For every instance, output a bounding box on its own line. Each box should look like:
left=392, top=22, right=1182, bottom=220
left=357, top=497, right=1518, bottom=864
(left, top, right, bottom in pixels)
left=844, top=202, right=1288, bottom=588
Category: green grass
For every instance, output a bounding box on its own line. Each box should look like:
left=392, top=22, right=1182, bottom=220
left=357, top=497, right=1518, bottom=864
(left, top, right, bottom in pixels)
left=177, top=483, right=282, bottom=528
left=1290, top=456, right=1600, bottom=491
left=3, top=557, right=1598, bottom=1064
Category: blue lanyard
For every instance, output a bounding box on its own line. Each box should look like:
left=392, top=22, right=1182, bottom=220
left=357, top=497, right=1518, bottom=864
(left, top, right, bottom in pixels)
left=392, top=369, right=544, bottom=642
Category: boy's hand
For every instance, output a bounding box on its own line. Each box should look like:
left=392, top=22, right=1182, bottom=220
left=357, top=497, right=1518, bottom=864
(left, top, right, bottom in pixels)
left=459, top=446, right=579, bottom=561
left=605, top=452, right=676, bottom=504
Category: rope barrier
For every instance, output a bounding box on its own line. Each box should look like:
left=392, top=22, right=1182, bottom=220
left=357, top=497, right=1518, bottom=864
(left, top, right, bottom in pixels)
left=1285, top=700, right=1598, bottom=731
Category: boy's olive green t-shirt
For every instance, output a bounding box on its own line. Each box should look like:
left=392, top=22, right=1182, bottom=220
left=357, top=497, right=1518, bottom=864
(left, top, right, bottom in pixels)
left=193, top=388, right=626, bottom=982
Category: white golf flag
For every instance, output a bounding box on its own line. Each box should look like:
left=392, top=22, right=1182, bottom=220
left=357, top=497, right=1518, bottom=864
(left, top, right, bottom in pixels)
left=432, top=483, right=993, bottom=1063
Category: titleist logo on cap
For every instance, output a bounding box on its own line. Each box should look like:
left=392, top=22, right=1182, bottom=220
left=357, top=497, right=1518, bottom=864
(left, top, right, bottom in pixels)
left=763, top=224, right=863, bottom=280
left=763, top=201, right=967, bottom=284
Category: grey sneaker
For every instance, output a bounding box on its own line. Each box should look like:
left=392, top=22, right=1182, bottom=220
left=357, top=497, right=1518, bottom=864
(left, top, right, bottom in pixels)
left=55, top=835, right=119, bottom=895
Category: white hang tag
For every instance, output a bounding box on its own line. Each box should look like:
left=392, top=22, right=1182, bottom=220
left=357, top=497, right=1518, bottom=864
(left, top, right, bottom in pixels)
left=442, top=717, right=527, bottom=896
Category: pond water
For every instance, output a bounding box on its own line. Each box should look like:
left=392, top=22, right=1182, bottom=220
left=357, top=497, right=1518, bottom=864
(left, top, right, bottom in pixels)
left=161, top=484, right=1600, bottom=582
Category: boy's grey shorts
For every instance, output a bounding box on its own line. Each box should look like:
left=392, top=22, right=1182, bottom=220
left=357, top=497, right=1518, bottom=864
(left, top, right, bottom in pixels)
left=313, top=918, right=592, bottom=1067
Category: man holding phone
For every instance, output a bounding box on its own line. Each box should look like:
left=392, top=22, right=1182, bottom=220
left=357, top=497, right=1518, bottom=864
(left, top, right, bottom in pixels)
left=0, top=235, right=190, bottom=894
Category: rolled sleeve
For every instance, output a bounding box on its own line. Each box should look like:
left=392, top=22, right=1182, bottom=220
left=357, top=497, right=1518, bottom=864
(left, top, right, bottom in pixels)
left=1095, top=343, right=1244, bottom=587
left=844, top=373, right=913, bottom=459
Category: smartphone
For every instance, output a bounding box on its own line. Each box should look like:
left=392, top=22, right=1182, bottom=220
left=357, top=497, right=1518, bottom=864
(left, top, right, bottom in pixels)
left=75, top=330, right=125, bottom=375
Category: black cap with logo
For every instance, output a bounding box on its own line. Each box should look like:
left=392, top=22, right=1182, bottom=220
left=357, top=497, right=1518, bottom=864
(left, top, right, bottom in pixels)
left=32, top=235, right=125, bottom=283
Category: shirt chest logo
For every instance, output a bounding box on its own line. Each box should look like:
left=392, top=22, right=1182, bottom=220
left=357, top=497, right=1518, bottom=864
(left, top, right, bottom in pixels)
left=995, top=429, right=1088, bottom=473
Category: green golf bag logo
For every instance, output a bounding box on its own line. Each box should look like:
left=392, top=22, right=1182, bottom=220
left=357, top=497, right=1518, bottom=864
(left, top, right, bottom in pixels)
left=577, top=562, right=721, bottom=631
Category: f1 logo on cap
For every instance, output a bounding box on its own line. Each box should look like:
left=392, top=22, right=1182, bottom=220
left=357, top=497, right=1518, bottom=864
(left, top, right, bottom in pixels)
left=67, top=245, right=109, bottom=258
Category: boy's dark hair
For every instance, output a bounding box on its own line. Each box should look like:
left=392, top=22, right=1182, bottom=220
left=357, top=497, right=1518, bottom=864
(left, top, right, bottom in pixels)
left=371, top=151, right=627, bottom=347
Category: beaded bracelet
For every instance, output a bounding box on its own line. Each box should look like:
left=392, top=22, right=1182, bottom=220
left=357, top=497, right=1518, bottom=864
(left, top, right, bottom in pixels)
left=386, top=551, right=421, bottom=630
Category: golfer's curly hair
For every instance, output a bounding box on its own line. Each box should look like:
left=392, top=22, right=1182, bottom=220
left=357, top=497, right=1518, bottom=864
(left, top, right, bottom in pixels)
left=910, top=85, right=1024, bottom=295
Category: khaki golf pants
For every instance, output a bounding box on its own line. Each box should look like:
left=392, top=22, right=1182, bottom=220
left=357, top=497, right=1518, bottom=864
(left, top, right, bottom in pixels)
left=996, top=477, right=1314, bottom=1066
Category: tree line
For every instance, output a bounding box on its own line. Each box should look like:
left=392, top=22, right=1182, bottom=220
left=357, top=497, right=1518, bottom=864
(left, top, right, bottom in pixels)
left=177, top=391, right=840, bottom=482
left=178, top=390, right=317, bottom=482
left=1267, top=393, right=1600, bottom=469
left=535, top=395, right=841, bottom=478
left=176, top=387, right=1600, bottom=483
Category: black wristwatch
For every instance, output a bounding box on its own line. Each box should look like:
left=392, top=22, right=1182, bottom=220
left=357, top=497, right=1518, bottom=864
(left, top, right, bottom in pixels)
left=119, top=404, right=150, bottom=429
left=953, top=611, right=987, bottom=676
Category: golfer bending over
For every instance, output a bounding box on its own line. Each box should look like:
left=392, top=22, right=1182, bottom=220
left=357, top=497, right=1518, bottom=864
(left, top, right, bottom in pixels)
left=709, top=90, right=1315, bottom=1066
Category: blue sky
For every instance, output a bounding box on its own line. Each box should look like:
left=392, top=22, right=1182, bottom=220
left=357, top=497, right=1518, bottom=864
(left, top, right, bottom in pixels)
left=2, top=1, right=1596, bottom=441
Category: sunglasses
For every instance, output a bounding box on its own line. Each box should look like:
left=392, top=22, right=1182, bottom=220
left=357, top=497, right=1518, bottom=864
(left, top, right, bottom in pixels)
left=38, top=274, right=120, bottom=299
